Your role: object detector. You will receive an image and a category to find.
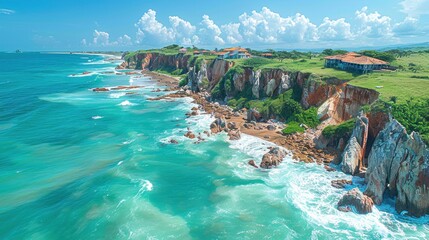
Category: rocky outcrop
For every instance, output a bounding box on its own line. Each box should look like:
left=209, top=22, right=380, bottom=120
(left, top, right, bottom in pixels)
left=331, top=179, right=352, bottom=189
left=210, top=116, right=227, bottom=134
left=364, top=119, right=429, bottom=217
left=340, top=114, right=369, bottom=175
left=227, top=129, right=241, bottom=140
left=396, top=132, right=429, bottom=217
left=337, top=188, right=374, bottom=214
left=260, top=147, right=287, bottom=169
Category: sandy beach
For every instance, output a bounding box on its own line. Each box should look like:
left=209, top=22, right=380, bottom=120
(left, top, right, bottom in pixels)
left=144, top=70, right=337, bottom=166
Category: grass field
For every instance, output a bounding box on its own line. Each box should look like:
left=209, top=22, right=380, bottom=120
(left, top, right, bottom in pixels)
left=349, top=52, right=429, bottom=102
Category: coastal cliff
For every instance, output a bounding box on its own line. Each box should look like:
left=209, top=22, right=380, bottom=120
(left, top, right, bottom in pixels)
left=123, top=52, right=428, bottom=217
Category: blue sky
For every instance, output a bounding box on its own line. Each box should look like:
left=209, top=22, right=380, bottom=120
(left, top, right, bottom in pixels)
left=0, top=0, right=428, bottom=51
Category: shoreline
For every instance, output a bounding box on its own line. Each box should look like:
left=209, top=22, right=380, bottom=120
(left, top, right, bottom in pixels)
left=143, top=70, right=337, bottom=167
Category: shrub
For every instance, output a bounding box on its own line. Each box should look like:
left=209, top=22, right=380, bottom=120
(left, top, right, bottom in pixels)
left=282, top=121, right=305, bottom=135
left=322, top=119, right=355, bottom=139
left=290, top=107, right=320, bottom=128
left=179, top=77, right=188, bottom=87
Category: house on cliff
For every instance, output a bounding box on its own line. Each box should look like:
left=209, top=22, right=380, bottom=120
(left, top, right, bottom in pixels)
left=217, top=47, right=251, bottom=59
left=324, top=52, right=389, bottom=74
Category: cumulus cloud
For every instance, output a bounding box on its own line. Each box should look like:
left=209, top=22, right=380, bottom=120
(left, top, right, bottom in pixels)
left=135, top=9, right=200, bottom=45
left=318, top=17, right=353, bottom=41
left=117, top=34, right=132, bottom=46
left=237, top=7, right=318, bottom=44
left=400, top=0, right=429, bottom=16
left=135, top=9, right=175, bottom=43
left=221, top=23, right=243, bottom=44
left=84, top=6, right=427, bottom=48
left=91, top=30, right=133, bottom=47
left=0, top=8, right=15, bottom=15
left=393, top=16, right=419, bottom=35
left=93, top=30, right=110, bottom=46
left=81, top=38, right=87, bottom=46
left=355, top=6, right=393, bottom=38
left=198, top=15, right=224, bottom=45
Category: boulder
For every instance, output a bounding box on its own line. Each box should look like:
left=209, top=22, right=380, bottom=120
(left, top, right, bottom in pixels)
left=210, top=116, right=227, bottom=134
left=228, top=130, right=241, bottom=140
left=337, top=188, right=373, bottom=214
left=184, top=131, right=196, bottom=139
left=248, top=160, right=258, bottom=168
left=260, top=147, right=287, bottom=169
left=267, top=125, right=276, bottom=131
left=169, top=139, right=178, bottom=144
left=247, top=108, right=261, bottom=122
left=331, top=179, right=352, bottom=189
left=227, top=122, right=238, bottom=130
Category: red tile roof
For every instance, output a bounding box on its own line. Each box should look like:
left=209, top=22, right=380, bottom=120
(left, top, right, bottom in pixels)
left=325, top=52, right=388, bottom=65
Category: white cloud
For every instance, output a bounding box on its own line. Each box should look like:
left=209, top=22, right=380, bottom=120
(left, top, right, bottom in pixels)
left=393, top=16, right=419, bottom=35
left=135, top=9, right=175, bottom=43
left=0, top=8, right=15, bottom=15
left=237, top=7, right=317, bottom=43
left=135, top=9, right=199, bottom=45
left=318, top=17, right=353, bottom=41
left=81, top=38, right=87, bottom=46
left=93, top=30, right=110, bottom=46
left=84, top=6, right=428, bottom=48
left=221, top=23, right=243, bottom=44
left=198, top=15, right=224, bottom=45
left=117, top=34, right=132, bottom=46
left=355, top=6, right=393, bottom=38
left=400, top=0, right=429, bottom=16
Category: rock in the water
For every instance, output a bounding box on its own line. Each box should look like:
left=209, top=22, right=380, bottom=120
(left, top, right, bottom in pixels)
left=260, top=147, right=287, bottom=169
left=331, top=179, right=352, bottom=189
left=395, top=132, right=429, bottom=217
left=227, top=130, right=241, bottom=140
left=248, top=160, right=258, bottom=168
left=340, top=114, right=369, bottom=175
left=184, top=131, right=196, bottom=139
left=337, top=188, right=373, bottom=214
left=210, top=116, right=227, bottom=134
left=169, top=139, right=178, bottom=144
left=364, top=119, right=408, bottom=205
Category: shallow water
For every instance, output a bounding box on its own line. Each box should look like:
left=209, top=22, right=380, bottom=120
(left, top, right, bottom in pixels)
left=0, top=52, right=428, bottom=239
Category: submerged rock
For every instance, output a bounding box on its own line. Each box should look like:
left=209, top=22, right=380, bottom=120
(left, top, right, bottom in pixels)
left=331, top=179, right=352, bottom=189
left=260, top=147, right=287, bottom=169
left=248, top=160, right=258, bottom=168
left=337, top=188, right=373, bottom=214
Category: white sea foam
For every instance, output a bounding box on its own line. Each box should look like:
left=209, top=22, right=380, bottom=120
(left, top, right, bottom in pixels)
left=118, top=100, right=135, bottom=106
left=92, top=116, right=103, bottom=120
left=109, top=92, right=126, bottom=99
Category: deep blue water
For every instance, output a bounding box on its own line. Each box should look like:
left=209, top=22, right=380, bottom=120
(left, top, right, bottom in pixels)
left=0, top=52, right=428, bottom=239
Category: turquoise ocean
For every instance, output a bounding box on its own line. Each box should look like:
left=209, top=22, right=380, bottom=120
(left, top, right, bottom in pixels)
left=0, top=52, right=428, bottom=239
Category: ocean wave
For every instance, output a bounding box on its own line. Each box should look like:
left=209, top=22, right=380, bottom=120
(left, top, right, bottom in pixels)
left=92, top=116, right=104, bottom=120
left=109, top=92, right=127, bottom=99
left=118, top=100, right=136, bottom=106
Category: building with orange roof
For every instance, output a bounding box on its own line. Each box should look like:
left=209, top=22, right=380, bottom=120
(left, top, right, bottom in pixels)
left=217, top=46, right=251, bottom=60
left=324, top=52, right=389, bottom=74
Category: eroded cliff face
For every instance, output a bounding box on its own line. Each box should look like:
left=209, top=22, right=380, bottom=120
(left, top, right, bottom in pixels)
left=361, top=119, right=429, bottom=217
